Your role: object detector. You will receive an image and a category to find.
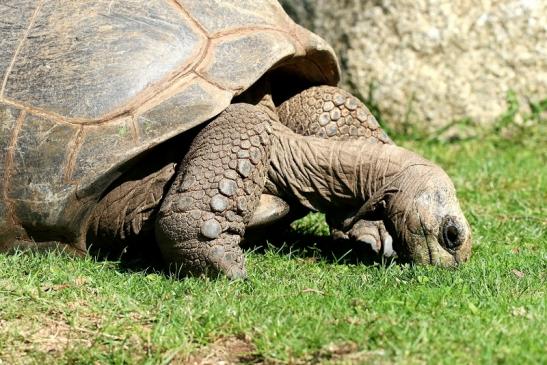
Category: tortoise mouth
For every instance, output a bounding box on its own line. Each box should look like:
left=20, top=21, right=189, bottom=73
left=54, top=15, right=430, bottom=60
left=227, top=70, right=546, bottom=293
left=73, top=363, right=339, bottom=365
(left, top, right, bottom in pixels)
left=381, top=218, right=465, bottom=267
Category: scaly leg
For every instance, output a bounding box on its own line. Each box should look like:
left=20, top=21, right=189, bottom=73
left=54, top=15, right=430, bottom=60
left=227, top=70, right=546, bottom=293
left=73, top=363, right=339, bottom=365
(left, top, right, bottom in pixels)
left=155, top=104, right=272, bottom=278
left=277, top=85, right=392, bottom=143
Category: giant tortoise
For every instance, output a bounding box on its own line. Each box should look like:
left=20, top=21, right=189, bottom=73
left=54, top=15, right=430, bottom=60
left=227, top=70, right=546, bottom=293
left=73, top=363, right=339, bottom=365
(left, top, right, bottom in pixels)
left=0, top=0, right=471, bottom=278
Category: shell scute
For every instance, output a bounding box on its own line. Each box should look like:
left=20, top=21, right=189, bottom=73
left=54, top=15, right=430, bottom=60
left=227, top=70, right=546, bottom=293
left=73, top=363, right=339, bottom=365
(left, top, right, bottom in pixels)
left=198, top=31, right=296, bottom=92
left=4, top=0, right=205, bottom=120
left=0, top=1, right=37, bottom=81
left=72, top=118, right=137, bottom=196
left=136, top=79, right=231, bottom=143
left=8, top=112, right=79, bottom=232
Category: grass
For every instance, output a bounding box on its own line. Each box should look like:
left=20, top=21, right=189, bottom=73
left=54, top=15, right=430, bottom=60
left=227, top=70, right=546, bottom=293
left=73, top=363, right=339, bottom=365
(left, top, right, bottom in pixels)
left=1, top=123, right=545, bottom=364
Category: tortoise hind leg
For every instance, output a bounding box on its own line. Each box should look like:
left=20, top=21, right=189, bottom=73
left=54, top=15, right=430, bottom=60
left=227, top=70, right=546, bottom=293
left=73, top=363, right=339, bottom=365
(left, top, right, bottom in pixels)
left=155, top=103, right=273, bottom=279
left=86, top=163, right=176, bottom=259
left=277, top=85, right=392, bottom=144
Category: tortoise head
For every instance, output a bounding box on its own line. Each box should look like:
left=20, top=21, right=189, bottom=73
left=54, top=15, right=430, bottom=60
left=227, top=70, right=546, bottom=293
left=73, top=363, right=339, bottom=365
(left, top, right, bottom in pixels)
left=382, top=165, right=472, bottom=266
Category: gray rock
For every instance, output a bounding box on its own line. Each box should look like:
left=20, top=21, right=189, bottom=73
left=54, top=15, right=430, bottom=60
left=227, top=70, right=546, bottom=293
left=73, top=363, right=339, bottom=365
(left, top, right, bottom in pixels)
left=281, top=0, right=547, bottom=131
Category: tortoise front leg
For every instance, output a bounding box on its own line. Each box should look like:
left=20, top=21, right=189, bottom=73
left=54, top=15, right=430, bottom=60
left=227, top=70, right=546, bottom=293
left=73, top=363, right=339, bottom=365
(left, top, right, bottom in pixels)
left=155, top=103, right=272, bottom=279
left=277, top=85, right=395, bottom=257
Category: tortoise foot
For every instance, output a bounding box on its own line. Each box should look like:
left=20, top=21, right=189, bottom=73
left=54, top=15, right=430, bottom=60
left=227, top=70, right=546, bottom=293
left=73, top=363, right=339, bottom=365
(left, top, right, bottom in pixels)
left=331, top=219, right=396, bottom=258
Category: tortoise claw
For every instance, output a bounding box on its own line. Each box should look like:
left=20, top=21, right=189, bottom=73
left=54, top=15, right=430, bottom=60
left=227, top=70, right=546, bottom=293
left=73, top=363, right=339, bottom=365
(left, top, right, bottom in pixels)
left=332, top=219, right=396, bottom=258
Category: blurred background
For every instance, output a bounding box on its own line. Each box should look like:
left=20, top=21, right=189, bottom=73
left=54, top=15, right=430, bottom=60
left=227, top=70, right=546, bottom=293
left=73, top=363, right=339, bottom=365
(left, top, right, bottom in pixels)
left=280, top=0, right=546, bottom=137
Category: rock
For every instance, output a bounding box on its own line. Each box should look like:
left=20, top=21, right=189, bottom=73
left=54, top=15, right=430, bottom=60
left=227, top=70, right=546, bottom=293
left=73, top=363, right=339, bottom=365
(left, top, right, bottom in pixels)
left=281, top=0, right=547, bottom=131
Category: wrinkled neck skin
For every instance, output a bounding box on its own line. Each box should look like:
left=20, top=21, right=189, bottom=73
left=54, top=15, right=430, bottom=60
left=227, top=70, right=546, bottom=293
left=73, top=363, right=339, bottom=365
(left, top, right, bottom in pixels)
left=267, top=123, right=436, bottom=217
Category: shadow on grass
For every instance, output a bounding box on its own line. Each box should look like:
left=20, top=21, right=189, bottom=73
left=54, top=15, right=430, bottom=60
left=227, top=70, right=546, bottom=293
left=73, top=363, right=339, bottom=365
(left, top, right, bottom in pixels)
left=102, top=224, right=396, bottom=278
left=3, top=212, right=398, bottom=278
left=242, top=226, right=397, bottom=267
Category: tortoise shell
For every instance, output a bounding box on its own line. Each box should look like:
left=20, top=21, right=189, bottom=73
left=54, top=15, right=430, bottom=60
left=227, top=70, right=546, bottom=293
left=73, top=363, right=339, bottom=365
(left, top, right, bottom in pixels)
left=0, top=0, right=339, bottom=244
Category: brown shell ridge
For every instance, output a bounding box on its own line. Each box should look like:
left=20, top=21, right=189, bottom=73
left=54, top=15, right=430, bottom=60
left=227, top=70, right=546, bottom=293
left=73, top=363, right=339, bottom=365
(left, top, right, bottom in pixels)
left=192, top=72, right=228, bottom=93
left=0, top=0, right=45, bottom=100
left=2, top=110, right=26, bottom=226
left=130, top=117, right=140, bottom=143
left=63, top=126, right=85, bottom=184
left=168, top=0, right=209, bottom=35
left=209, top=25, right=294, bottom=40
left=1, top=98, right=76, bottom=125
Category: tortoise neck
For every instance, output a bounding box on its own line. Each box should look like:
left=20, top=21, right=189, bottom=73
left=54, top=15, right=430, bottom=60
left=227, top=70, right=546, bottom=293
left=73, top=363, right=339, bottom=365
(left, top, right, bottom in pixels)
left=267, top=123, right=434, bottom=213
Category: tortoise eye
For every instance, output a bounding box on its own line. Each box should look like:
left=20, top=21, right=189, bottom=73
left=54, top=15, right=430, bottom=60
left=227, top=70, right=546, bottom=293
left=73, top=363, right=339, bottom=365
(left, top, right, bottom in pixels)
left=442, top=216, right=462, bottom=250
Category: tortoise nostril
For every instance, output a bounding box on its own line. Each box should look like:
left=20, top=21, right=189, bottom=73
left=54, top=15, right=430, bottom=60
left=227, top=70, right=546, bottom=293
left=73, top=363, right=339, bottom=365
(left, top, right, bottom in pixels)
left=443, top=223, right=461, bottom=249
